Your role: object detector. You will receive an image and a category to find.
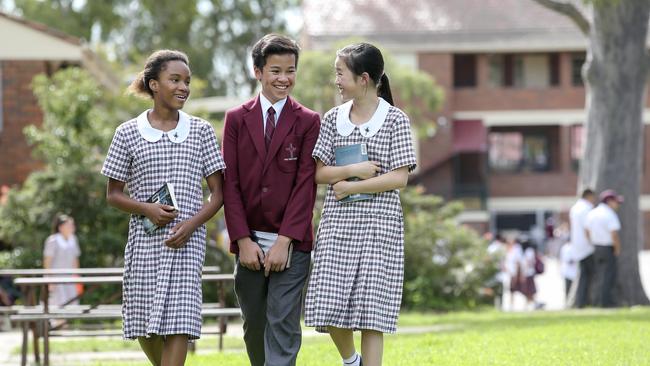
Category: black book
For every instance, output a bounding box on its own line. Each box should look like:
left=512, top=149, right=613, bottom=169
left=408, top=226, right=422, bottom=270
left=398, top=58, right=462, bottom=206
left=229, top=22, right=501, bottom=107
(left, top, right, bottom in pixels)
left=142, top=182, right=179, bottom=235
left=335, top=143, right=374, bottom=204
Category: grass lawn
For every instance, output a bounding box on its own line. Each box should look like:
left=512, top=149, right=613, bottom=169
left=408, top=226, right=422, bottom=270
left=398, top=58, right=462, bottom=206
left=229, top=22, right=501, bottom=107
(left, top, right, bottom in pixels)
left=23, top=307, right=650, bottom=365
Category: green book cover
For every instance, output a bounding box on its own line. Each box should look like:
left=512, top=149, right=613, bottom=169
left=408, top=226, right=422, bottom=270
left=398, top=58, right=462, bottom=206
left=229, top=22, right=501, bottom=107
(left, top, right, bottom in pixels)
left=335, top=143, right=374, bottom=204
left=142, top=182, right=179, bottom=235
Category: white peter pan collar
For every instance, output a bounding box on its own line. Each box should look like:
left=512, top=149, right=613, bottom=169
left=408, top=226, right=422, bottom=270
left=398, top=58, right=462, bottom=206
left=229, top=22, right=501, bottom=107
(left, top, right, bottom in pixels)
left=136, top=109, right=191, bottom=143
left=336, top=98, right=390, bottom=138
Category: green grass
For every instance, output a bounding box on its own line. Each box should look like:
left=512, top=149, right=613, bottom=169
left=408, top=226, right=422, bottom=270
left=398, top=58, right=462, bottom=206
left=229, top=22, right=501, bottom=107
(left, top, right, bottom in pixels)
left=19, top=307, right=650, bottom=365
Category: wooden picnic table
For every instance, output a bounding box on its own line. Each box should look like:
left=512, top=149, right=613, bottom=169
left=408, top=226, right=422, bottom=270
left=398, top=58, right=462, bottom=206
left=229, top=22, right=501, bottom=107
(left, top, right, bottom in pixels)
left=0, top=265, right=221, bottom=276
left=12, top=270, right=235, bottom=366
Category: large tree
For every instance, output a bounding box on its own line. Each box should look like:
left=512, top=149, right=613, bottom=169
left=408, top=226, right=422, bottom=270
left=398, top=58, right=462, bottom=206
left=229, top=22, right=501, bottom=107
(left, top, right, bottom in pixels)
left=2, top=0, right=297, bottom=96
left=533, top=0, right=650, bottom=305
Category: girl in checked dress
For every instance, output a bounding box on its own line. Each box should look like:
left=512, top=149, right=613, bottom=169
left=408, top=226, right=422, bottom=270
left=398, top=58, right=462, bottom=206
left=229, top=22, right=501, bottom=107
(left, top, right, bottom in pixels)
left=304, top=43, right=417, bottom=366
left=101, top=50, right=225, bottom=366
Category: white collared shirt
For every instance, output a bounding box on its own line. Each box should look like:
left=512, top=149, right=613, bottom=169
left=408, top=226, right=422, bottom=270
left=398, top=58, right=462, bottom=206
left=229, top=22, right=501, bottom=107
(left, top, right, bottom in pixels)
left=569, top=198, right=594, bottom=260
left=136, top=109, right=191, bottom=144
left=336, top=97, right=390, bottom=138
left=259, top=93, right=287, bottom=130
left=585, top=203, right=621, bottom=246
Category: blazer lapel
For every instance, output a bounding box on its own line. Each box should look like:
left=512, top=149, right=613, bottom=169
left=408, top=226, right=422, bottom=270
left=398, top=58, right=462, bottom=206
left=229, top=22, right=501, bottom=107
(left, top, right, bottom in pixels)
left=242, top=96, right=267, bottom=160
left=263, top=97, right=298, bottom=171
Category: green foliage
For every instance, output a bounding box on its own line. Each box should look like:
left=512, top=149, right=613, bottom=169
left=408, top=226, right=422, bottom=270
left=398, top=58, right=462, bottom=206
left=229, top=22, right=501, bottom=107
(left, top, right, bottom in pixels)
left=37, top=308, right=650, bottom=366
left=292, top=40, right=444, bottom=136
left=3, top=0, right=299, bottom=96
left=0, top=68, right=143, bottom=269
left=400, top=187, right=497, bottom=310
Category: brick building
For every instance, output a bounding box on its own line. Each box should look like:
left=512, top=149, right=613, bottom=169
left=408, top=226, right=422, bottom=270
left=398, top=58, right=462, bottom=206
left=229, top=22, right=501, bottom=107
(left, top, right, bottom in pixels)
left=0, top=12, right=117, bottom=189
left=302, top=0, right=650, bottom=247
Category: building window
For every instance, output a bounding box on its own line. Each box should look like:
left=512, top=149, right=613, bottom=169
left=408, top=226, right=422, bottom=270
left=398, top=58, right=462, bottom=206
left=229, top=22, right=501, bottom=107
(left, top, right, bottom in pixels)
left=549, top=53, right=560, bottom=86
left=489, top=131, right=551, bottom=172
left=488, top=53, right=557, bottom=88
left=453, top=54, right=477, bottom=88
left=488, top=132, right=522, bottom=171
left=572, top=53, right=586, bottom=86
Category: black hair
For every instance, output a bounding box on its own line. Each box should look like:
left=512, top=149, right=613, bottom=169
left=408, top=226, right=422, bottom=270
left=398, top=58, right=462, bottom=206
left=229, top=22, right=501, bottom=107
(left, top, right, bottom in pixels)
left=128, top=49, right=189, bottom=98
left=251, top=34, right=300, bottom=71
left=51, top=214, right=73, bottom=234
left=337, top=42, right=394, bottom=105
left=581, top=188, right=595, bottom=198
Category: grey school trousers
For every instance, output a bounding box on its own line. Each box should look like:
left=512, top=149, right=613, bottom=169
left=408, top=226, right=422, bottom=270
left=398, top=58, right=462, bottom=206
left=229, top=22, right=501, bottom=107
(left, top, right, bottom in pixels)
left=593, top=245, right=617, bottom=308
left=234, top=250, right=311, bottom=366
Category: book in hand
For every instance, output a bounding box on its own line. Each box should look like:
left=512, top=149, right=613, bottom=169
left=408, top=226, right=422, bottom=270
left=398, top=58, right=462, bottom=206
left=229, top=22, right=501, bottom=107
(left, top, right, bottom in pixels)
left=251, top=231, right=294, bottom=268
left=142, top=182, right=179, bottom=235
left=334, top=143, right=374, bottom=204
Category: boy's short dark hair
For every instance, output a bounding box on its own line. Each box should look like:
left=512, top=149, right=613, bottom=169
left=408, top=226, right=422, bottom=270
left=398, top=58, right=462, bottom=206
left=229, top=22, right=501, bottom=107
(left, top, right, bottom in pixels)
left=251, top=34, right=300, bottom=70
left=581, top=188, right=595, bottom=198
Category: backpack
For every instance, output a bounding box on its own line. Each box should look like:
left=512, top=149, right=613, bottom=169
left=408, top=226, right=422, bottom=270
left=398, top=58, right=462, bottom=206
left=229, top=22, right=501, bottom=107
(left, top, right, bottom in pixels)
left=534, top=254, right=545, bottom=274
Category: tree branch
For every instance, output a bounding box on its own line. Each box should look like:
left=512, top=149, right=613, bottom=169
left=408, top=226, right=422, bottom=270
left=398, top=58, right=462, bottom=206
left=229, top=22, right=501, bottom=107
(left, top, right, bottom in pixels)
left=531, top=0, right=591, bottom=35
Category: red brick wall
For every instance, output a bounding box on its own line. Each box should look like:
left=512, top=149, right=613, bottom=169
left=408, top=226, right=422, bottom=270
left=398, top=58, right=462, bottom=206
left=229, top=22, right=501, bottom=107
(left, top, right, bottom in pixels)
left=0, top=61, right=46, bottom=186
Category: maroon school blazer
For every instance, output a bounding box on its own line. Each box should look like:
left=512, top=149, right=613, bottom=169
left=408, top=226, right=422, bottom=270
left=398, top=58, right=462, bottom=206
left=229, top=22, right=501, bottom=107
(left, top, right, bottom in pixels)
left=222, top=95, right=320, bottom=254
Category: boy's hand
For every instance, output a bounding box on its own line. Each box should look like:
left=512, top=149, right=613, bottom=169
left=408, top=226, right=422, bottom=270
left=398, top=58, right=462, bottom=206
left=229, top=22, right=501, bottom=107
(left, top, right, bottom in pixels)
left=164, top=220, right=197, bottom=249
left=238, top=237, right=264, bottom=271
left=145, top=203, right=177, bottom=226
left=349, top=161, right=380, bottom=180
left=264, top=235, right=292, bottom=277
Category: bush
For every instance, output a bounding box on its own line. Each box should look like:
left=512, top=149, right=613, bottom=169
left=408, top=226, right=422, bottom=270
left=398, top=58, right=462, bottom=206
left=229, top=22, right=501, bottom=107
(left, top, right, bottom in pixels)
left=400, top=187, right=497, bottom=310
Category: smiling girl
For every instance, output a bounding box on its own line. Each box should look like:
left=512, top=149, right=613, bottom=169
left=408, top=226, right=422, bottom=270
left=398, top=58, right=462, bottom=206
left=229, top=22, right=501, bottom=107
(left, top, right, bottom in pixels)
left=304, top=43, right=417, bottom=366
left=101, top=50, right=225, bottom=366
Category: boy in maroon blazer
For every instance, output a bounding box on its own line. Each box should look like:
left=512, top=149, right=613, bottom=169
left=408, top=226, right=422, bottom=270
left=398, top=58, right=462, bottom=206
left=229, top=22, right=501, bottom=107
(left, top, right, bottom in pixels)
left=222, top=34, right=320, bottom=366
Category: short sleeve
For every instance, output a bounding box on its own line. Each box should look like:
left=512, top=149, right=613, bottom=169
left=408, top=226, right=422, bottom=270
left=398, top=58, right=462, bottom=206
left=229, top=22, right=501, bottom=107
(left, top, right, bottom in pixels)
left=43, top=236, right=56, bottom=258
left=101, top=127, right=131, bottom=182
left=312, top=111, right=335, bottom=166
left=608, top=213, right=621, bottom=232
left=389, top=112, right=417, bottom=173
left=72, top=236, right=81, bottom=257
left=201, top=122, right=226, bottom=177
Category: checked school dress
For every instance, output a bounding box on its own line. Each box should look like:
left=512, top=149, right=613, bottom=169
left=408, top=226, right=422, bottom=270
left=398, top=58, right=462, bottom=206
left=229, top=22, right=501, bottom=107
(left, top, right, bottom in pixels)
left=101, top=110, right=225, bottom=340
left=304, top=98, right=416, bottom=333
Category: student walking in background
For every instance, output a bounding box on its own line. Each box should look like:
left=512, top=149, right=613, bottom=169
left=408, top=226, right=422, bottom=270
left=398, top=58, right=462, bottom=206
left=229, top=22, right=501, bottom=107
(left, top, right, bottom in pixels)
left=43, top=214, right=80, bottom=307
left=102, top=50, right=225, bottom=366
left=559, top=241, right=578, bottom=305
left=569, top=188, right=597, bottom=308
left=304, top=43, right=417, bottom=366
left=504, top=236, right=524, bottom=311
left=222, top=34, right=320, bottom=366
left=585, top=189, right=623, bottom=308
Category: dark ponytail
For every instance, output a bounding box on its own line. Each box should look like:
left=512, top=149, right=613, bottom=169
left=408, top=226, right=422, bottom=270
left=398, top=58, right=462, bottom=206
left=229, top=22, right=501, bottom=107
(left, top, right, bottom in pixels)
left=378, top=73, right=394, bottom=106
left=337, top=43, right=394, bottom=105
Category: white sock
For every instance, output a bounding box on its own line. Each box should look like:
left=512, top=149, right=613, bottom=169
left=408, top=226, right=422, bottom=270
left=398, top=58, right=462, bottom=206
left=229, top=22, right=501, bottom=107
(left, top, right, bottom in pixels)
left=343, top=352, right=361, bottom=366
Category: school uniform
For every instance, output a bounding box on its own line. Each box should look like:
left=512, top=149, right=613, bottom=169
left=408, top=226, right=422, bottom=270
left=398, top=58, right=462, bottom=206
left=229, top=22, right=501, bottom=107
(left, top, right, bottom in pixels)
left=101, top=110, right=225, bottom=340
left=43, top=233, right=81, bottom=306
left=585, top=203, right=621, bottom=307
left=304, top=98, right=417, bottom=334
left=222, top=94, right=320, bottom=366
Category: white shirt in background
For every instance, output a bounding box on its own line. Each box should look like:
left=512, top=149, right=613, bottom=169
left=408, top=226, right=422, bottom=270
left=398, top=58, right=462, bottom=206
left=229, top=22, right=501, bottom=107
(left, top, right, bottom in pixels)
left=585, top=203, right=621, bottom=246
left=504, top=244, right=523, bottom=278
left=559, top=243, right=578, bottom=280
left=569, top=198, right=594, bottom=260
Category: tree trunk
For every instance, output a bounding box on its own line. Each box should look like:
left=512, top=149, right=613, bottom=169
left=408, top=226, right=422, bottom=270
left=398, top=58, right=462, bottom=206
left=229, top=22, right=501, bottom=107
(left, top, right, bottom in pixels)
left=580, top=0, right=650, bottom=305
